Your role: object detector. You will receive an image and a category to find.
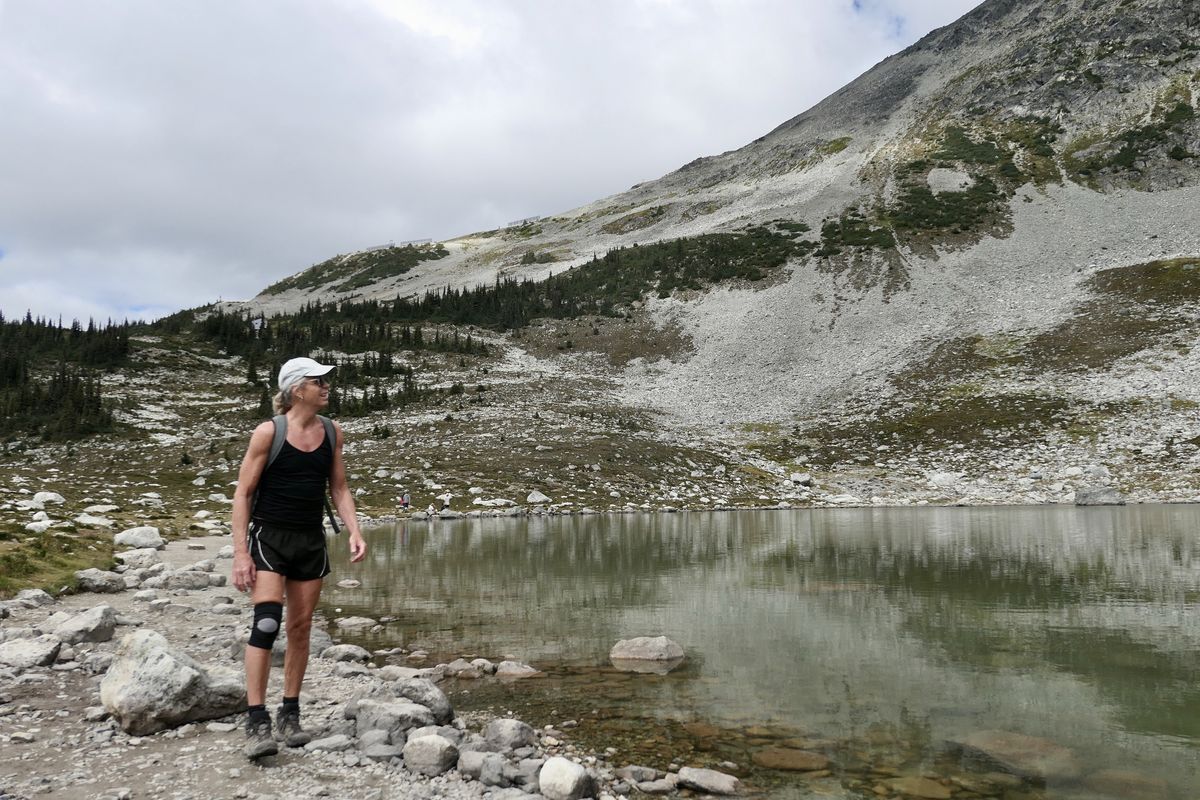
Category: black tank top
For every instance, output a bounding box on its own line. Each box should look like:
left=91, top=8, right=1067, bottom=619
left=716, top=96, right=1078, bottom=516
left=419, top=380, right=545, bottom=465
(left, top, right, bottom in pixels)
left=252, top=432, right=333, bottom=531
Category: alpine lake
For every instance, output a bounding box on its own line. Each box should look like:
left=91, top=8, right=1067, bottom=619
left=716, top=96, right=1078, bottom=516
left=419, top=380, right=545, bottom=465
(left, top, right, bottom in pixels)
left=324, top=506, right=1200, bottom=799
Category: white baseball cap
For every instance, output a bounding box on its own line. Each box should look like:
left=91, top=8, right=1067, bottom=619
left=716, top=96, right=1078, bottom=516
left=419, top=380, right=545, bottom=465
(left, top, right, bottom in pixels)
left=278, top=357, right=335, bottom=390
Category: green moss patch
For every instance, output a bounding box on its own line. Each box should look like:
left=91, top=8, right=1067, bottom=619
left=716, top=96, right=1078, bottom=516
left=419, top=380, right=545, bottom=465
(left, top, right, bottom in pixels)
left=263, top=244, right=449, bottom=296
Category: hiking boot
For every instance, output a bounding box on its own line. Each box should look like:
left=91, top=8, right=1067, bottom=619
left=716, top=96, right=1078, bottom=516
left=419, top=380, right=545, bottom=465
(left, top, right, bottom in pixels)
left=275, top=705, right=312, bottom=747
left=244, top=714, right=278, bottom=760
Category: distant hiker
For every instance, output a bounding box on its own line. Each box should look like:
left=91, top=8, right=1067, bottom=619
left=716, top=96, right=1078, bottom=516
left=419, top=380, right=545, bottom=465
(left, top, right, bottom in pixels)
left=401, top=490, right=411, bottom=509
left=427, top=503, right=437, bottom=516
left=230, top=356, right=367, bottom=760
left=437, top=491, right=453, bottom=511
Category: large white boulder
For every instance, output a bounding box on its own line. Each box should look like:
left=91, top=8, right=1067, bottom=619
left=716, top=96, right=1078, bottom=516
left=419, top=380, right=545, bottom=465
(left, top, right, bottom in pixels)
left=32, top=491, right=66, bottom=506
left=402, top=734, right=458, bottom=776
left=100, top=630, right=245, bottom=735
left=114, top=526, right=165, bottom=549
left=539, top=756, right=595, bottom=800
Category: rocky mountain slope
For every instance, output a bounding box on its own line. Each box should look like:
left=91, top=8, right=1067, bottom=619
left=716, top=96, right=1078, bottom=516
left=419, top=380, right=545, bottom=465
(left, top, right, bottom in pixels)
left=219, top=0, right=1200, bottom=504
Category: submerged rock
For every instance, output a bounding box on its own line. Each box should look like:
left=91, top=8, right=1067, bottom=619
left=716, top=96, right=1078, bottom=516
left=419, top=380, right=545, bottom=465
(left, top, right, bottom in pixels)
left=951, top=730, right=1082, bottom=782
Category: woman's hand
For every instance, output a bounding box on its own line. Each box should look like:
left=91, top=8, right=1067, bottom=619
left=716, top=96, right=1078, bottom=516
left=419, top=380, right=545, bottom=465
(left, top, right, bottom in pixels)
left=232, top=551, right=256, bottom=591
left=349, top=532, right=367, bottom=563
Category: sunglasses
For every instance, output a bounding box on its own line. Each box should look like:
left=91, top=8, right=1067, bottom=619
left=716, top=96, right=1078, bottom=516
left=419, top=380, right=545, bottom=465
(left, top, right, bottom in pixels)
left=306, top=376, right=331, bottom=388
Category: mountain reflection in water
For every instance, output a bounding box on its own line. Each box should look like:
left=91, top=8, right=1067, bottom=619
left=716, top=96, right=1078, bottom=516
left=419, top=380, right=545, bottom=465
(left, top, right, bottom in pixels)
left=328, top=506, right=1200, bottom=795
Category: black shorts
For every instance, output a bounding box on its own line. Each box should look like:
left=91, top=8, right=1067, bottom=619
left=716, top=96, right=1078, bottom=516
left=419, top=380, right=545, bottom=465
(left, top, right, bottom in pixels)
left=249, top=521, right=330, bottom=581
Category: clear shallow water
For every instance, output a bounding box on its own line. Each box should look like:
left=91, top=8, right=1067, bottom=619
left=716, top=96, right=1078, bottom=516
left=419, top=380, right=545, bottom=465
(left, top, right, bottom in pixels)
left=327, top=507, right=1200, bottom=797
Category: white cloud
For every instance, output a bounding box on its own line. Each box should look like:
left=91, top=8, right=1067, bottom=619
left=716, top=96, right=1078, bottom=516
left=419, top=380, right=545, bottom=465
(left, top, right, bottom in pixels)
left=0, top=0, right=983, bottom=322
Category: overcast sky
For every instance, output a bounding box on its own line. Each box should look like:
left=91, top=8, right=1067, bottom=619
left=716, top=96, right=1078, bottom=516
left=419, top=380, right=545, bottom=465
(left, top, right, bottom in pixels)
left=0, top=0, right=981, bottom=323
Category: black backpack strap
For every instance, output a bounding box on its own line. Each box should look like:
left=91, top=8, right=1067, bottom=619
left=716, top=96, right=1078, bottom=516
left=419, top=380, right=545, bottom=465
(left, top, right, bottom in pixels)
left=318, top=415, right=341, bottom=535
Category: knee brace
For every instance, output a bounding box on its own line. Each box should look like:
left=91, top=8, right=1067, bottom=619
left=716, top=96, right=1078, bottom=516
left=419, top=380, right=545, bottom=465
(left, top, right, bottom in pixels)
left=248, top=601, right=283, bottom=650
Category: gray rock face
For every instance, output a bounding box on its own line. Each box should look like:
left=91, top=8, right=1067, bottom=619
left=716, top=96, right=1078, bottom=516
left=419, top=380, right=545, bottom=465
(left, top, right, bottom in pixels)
left=539, top=756, right=594, bottom=800
left=355, top=698, right=436, bottom=741
left=99, top=630, right=246, bottom=735
left=403, top=734, right=459, bottom=776
left=485, top=718, right=538, bottom=751
left=75, top=569, right=126, bottom=593
left=392, top=677, right=453, bottom=724
left=0, top=635, right=62, bottom=671
left=677, top=766, right=741, bottom=795
left=1074, top=486, right=1125, bottom=506
left=114, top=526, right=165, bottom=549
left=54, top=604, right=117, bottom=645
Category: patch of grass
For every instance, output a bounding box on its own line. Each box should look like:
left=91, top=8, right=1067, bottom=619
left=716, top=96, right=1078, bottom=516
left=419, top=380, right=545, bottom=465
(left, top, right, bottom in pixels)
left=0, top=530, right=115, bottom=598
left=1023, top=257, right=1200, bottom=371
left=819, top=137, right=852, bottom=155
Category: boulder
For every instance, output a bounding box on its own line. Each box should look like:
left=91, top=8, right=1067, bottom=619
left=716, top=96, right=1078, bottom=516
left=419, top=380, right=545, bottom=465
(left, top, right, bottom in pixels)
left=162, top=571, right=211, bottom=590
left=305, top=734, right=354, bottom=752
left=335, top=615, right=376, bottom=629
left=496, top=660, right=541, bottom=679
left=609, top=636, right=684, bottom=662
left=485, top=718, right=537, bottom=751
left=100, top=630, right=245, bottom=735
left=14, top=589, right=55, bottom=608
left=321, top=644, right=371, bottom=662
left=355, top=698, right=436, bottom=740
left=54, top=605, right=117, bottom=645
left=392, top=677, right=453, bottom=724
left=752, top=747, right=830, bottom=771
left=75, top=568, right=126, bottom=593
left=458, top=750, right=505, bottom=780
left=403, top=734, right=459, bottom=776
left=677, top=766, right=741, bottom=795
left=539, top=756, right=594, bottom=800
left=527, top=490, right=551, bottom=504
left=1075, top=486, right=1125, bottom=506
left=115, top=548, right=162, bottom=570
left=0, top=635, right=62, bottom=672
left=952, top=730, right=1083, bottom=782
left=25, top=521, right=53, bottom=534
left=32, top=491, right=66, bottom=506
left=886, top=777, right=952, bottom=799
left=114, top=526, right=165, bottom=549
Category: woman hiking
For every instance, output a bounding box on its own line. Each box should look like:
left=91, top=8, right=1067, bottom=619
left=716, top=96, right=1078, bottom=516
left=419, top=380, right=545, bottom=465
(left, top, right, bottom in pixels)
left=230, top=356, right=367, bottom=759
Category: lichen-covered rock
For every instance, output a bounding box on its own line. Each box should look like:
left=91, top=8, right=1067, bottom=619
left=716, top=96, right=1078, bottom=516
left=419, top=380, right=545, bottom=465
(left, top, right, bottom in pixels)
left=484, top=718, right=537, bottom=751
left=0, top=635, right=62, bottom=672
left=75, top=569, right=126, bottom=593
